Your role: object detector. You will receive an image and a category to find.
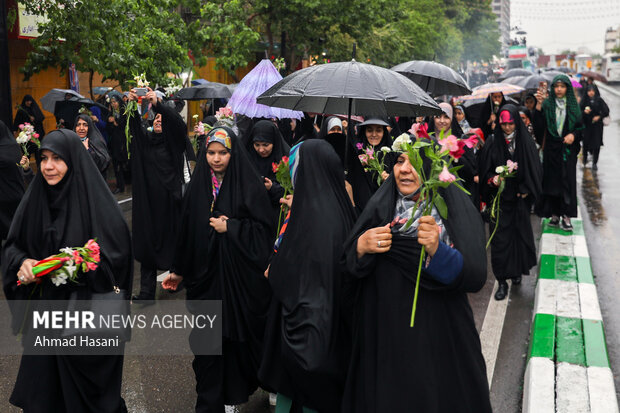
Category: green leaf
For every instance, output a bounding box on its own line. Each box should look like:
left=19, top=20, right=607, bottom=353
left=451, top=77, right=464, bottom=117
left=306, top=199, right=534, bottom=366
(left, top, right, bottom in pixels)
left=434, top=193, right=448, bottom=219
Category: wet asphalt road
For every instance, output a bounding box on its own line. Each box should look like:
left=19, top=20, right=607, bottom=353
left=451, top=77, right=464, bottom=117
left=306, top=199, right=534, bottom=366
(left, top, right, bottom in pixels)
left=577, top=83, right=620, bottom=400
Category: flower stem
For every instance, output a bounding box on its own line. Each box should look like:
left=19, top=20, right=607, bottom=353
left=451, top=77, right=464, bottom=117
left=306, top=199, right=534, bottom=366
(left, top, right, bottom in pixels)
left=486, top=192, right=501, bottom=249
left=410, top=245, right=426, bottom=327
left=276, top=188, right=288, bottom=237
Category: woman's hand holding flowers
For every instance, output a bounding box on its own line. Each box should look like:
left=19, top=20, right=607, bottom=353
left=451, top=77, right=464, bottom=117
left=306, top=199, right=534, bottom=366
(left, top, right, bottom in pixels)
left=417, top=216, right=440, bottom=257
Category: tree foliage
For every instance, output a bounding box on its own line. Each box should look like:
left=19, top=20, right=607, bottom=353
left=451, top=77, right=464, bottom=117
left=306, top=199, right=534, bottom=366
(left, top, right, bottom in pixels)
left=19, top=0, right=259, bottom=92
left=19, top=0, right=500, bottom=91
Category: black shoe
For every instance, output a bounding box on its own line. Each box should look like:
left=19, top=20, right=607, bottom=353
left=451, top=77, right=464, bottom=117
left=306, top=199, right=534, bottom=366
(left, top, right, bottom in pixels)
left=560, top=217, right=573, bottom=232
left=512, top=275, right=522, bottom=285
left=548, top=215, right=560, bottom=227
left=132, top=294, right=155, bottom=305
left=592, top=163, right=598, bottom=171
left=494, top=281, right=508, bottom=301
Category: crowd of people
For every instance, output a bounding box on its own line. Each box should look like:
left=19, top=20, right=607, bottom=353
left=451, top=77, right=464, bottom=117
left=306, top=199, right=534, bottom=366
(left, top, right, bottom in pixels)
left=0, top=72, right=609, bottom=412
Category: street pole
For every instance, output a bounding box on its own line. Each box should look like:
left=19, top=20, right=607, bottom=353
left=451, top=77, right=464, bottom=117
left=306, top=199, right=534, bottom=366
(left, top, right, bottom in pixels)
left=0, top=0, right=13, bottom=127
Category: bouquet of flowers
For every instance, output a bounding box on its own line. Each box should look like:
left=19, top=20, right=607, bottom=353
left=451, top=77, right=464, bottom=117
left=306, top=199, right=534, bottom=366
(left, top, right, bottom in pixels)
left=124, top=73, right=150, bottom=157
left=215, top=106, right=235, bottom=128
left=15, top=123, right=40, bottom=157
left=272, top=156, right=293, bottom=236
left=17, top=239, right=101, bottom=287
left=486, top=160, right=518, bottom=248
left=356, top=143, right=391, bottom=185
left=392, top=131, right=475, bottom=327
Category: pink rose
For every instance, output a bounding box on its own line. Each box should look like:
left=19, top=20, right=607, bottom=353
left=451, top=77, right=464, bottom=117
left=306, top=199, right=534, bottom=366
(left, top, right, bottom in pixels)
left=438, top=165, right=456, bottom=183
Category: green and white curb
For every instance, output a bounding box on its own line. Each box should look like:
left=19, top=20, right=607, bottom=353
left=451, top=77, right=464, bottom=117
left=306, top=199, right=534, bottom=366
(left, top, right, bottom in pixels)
left=523, top=214, right=619, bottom=413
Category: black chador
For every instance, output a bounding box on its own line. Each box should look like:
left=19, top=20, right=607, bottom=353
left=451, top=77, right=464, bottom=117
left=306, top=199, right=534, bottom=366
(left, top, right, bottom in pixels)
left=259, top=140, right=357, bottom=413
left=0, top=120, right=26, bottom=242
left=341, top=175, right=491, bottom=413
left=480, top=104, right=542, bottom=282
left=2, top=130, right=132, bottom=412
left=173, top=127, right=274, bottom=411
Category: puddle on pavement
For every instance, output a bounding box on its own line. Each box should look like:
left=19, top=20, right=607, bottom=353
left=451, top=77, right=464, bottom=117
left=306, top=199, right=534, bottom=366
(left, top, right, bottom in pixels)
left=580, top=166, right=606, bottom=226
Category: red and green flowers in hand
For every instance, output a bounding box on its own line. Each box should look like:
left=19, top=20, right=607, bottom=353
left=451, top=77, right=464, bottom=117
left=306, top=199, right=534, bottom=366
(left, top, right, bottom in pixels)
left=272, top=157, right=294, bottom=236
left=486, top=160, right=518, bottom=248
left=18, top=239, right=101, bottom=287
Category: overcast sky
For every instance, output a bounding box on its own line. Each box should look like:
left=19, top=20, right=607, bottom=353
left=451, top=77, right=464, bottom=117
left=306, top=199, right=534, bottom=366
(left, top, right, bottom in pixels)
left=511, top=0, right=620, bottom=55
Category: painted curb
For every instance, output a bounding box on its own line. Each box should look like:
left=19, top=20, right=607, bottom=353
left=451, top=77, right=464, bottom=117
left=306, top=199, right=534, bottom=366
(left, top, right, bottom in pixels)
left=523, top=217, right=619, bottom=413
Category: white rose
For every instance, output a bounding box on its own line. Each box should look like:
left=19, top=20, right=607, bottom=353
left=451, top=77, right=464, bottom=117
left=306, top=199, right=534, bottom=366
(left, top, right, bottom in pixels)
left=495, top=166, right=504, bottom=174
left=380, top=146, right=391, bottom=153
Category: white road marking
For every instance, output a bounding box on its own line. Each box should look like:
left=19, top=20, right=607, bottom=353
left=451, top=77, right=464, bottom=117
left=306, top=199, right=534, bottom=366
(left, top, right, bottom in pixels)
left=479, top=280, right=511, bottom=387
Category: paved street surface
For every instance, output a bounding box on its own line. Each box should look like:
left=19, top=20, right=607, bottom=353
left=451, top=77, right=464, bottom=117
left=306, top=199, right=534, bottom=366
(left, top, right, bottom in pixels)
left=2, top=87, right=619, bottom=410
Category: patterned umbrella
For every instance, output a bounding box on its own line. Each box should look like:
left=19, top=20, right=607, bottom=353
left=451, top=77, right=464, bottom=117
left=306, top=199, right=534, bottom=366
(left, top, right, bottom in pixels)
left=457, top=83, right=524, bottom=101
left=228, top=60, right=303, bottom=120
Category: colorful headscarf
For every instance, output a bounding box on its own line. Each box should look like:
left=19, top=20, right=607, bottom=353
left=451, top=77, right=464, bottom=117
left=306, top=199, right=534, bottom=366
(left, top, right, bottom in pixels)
left=289, top=142, right=302, bottom=189
left=498, top=110, right=514, bottom=124
left=541, top=75, right=582, bottom=138
left=205, top=127, right=232, bottom=151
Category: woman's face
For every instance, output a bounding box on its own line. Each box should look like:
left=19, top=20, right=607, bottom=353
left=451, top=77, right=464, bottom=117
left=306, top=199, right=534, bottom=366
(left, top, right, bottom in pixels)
left=434, top=114, right=451, bottom=133
left=500, top=121, right=516, bottom=135
left=253, top=141, right=273, bottom=158
left=520, top=113, right=530, bottom=126
left=328, top=125, right=342, bottom=134
left=25, top=100, right=32, bottom=107
left=491, top=92, right=503, bottom=105
left=455, top=109, right=465, bottom=122
left=393, top=153, right=421, bottom=196
left=111, top=99, right=119, bottom=109
left=40, top=149, right=68, bottom=186
left=365, top=125, right=384, bottom=146
left=153, top=114, right=163, bottom=133
left=75, top=119, right=89, bottom=139
left=525, top=97, right=535, bottom=110
left=206, top=142, right=231, bottom=173
left=554, top=82, right=567, bottom=98
left=587, top=89, right=596, bottom=98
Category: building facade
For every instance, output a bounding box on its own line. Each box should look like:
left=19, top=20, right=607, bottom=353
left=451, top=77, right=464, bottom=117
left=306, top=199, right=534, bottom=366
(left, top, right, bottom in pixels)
left=605, top=26, right=619, bottom=55
left=492, top=0, right=511, bottom=55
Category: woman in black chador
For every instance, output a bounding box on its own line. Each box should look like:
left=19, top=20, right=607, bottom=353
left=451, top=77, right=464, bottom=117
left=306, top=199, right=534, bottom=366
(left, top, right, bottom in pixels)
left=244, top=120, right=290, bottom=210
left=346, top=118, right=394, bottom=212
left=2, top=129, right=132, bottom=412
left=162, top=127, right=274, bottom=412
left=532, top=74, right=583, bottom=231
left=127, top=89, right=195, bottom=301
left=106, top=94, right=129, bottom=193
left=341, top=146, right=491, bottom=413
left=13, top=95, right=46, bottom=142
left=0, top=120, right=28, bottom=245
left=580, top=84, right=609, bottom=170
left=74, top=113, right=111, bottom=175
left=480, top=104, right=542, bottom=300
left=259, top=140, right=357, bottom=413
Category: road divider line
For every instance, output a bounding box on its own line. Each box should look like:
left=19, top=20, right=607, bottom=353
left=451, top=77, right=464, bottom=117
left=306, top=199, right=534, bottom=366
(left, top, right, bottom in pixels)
left=479, top=280, right=511, bottom=387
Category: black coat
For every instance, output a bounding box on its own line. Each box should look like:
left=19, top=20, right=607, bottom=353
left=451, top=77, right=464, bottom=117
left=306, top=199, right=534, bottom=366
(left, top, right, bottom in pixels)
left=581, top=95, right=609, bottom=151
left=341, top=176, right=491, bottom=413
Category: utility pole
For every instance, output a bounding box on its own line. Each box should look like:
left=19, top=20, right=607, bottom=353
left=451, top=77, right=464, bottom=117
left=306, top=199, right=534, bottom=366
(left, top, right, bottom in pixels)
left=0, top=0, right=13, bottom=127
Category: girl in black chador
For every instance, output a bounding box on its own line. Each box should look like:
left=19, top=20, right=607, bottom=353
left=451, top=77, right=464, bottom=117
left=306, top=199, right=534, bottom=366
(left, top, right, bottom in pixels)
left=480, top=104, right=542, bottom=300
left=580, top=84, right=609, bottom=170
left=163, top=127, right=274, bottom=413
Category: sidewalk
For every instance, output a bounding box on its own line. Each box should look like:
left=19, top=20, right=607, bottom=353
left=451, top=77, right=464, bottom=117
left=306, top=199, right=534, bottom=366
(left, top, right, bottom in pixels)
left=522, top=212, right=619, bottom=413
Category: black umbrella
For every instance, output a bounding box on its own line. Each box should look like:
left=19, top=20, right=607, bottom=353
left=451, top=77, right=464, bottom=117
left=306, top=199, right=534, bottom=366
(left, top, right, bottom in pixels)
left=501, top=74, right=548, bottom=90
left=174, top=81, right=232, bottom=100
left=257, top=60, right=441, bottom=118
left=498, top=68, right=533, bottom=80
left=554, top=67, right=573, bottom=74
left=391, top=60, right=471, bottom=96
left=257, top=60, right=441, bottom=171
left=54, top=98, right=109, bottom=130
